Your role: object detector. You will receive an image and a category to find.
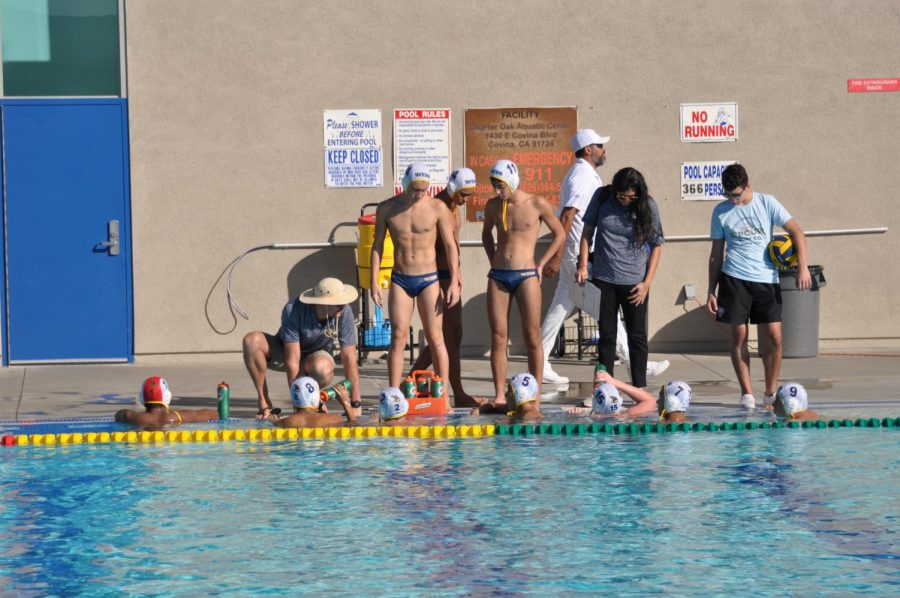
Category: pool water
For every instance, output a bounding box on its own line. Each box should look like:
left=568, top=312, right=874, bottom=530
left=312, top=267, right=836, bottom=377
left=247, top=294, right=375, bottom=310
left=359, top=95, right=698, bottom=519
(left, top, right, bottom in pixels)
left=1, top=428, right=898, bottom=595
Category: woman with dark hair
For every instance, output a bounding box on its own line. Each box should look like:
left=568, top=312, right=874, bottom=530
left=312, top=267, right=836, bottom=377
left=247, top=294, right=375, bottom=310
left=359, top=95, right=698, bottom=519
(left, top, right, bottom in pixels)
left=575, top=167, right=665, bottom=389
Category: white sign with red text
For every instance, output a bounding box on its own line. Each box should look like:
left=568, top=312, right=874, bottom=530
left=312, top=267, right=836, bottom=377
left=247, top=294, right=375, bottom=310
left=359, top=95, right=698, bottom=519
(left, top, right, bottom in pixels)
left=393, top=109, right=451, bottom=196
left=680, top=102, right=738, bottom=142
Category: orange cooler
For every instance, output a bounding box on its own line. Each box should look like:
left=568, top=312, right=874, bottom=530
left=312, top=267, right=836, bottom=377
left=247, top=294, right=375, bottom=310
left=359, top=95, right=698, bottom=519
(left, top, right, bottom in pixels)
left=405, top=370, right=450, bottom=416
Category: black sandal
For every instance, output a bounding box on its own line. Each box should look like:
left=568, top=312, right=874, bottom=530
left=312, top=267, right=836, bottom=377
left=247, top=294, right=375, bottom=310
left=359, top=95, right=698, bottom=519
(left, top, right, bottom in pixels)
left=256, top=406, right=282, bottom=418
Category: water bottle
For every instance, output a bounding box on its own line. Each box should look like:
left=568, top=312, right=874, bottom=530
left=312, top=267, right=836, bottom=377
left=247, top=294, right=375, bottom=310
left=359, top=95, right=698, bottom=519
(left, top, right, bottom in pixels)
left=401, top=377, right=417, bottom=398
left=320, top=379, right=352, bottom=401
left=217, top=381, right=230, bottom=420
left=593, top=363, right=607, bottom=388
left=430, top=376, right=445, bottom=399
left=416, top=373, right=432, bottom=394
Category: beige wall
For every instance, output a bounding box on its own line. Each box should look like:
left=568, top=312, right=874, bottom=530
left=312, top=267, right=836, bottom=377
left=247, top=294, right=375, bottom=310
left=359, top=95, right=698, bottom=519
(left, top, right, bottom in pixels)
left=125, top=0, right=900, bottom=357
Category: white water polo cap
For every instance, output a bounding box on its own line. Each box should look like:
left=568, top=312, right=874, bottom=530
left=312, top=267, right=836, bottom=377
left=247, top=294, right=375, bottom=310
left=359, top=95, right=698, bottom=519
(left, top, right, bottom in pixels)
left=446, top=168, right=477, bottom=197
left=509, top=373, right=538, bottom=406
left=379, top=387, right=409, bottom=420
left=490, top=160, right=519, bottom=191
left=290, top=376, right=321, bottom=410
left=140, top=376, right=172, bottom=408
left=659, top=381, right=692, bottom=415
left=776, top=382, right=808, bottom=416
left=592, top=383, right=624, bottom=415
left=401, top=163, right=432, bottom=191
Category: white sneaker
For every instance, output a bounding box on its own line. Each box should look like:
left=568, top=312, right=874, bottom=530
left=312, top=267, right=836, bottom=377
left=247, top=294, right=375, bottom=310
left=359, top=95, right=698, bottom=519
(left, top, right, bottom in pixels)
left=740, top=394, right=756, bottom=410
left=542, top=364, right=569, bottom=385
left=763, top=393, right=776, bottom=408
left=646, top=360, right=670, bottom=378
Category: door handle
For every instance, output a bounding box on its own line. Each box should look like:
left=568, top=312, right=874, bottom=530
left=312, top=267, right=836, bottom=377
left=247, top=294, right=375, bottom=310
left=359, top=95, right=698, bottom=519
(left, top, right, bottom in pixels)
left=97, top=219, right=120, bottom=256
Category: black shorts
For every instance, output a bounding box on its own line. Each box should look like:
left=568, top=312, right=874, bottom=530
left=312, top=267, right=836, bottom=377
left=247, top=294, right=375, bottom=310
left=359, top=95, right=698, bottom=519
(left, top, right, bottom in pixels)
left=716, top=273, right=782, bottom=325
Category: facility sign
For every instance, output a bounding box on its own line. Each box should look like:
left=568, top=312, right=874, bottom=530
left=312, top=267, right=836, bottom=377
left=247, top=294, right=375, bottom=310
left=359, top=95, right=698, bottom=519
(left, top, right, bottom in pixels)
left=393, top=109, right=451, bottom=196
left=323, top=109, right=383, bottom=188
left=680, top=102, right=738, bottom=142
left=681, top=160, right=736, bottom=201
left=464, top=107, right=576, bottom=222
left=848, top=78, right=900, bottom=93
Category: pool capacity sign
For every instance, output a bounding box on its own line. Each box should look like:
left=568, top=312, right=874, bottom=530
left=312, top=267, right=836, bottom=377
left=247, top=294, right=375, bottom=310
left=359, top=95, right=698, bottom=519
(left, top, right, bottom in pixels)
left=464, top=107, right=576, bottom=222
left=393, top=109, right=451, bottom=196
left=323, top=109, right=383, bottom=188
left=680, top=102, right=738, bottom=142
left=681, top=160, right=736, bottom=201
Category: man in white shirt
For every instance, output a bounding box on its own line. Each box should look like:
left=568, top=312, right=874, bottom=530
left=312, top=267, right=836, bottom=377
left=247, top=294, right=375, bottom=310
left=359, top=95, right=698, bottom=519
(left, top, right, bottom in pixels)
left=540, top=129, right=669, bottom=385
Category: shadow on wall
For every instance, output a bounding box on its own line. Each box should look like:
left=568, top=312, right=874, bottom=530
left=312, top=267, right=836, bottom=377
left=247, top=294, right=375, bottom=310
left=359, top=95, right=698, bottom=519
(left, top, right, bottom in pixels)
left=461, top=291, right=490, bottom=351
left=286, top=247, right=358, bottom=303
left=650, top=305, right=731, bottom=353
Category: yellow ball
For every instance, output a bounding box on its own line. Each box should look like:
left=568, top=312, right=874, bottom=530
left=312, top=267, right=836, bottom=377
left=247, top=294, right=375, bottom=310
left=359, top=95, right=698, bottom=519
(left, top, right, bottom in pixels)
left=768, top=234, right=798, bottom=269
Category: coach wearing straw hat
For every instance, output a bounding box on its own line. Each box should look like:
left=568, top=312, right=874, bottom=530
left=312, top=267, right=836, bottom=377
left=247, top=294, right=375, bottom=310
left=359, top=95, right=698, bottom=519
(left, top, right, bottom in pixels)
left=242, top=277, right=361, bottom=419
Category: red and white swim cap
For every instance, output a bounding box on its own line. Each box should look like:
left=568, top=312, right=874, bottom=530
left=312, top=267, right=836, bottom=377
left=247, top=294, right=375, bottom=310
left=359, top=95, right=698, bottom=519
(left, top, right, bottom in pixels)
left=140, top=376, right=172, bottom=408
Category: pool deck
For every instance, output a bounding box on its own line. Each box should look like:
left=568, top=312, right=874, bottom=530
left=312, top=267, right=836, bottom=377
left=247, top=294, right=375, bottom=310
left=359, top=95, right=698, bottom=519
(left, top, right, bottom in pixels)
left=1, top=348, right=898, bottom=421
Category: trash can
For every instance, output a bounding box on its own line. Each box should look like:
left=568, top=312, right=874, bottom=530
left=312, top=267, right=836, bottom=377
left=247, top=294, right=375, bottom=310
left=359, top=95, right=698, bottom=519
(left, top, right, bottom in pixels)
left=780, top=265, right=826, bottom=358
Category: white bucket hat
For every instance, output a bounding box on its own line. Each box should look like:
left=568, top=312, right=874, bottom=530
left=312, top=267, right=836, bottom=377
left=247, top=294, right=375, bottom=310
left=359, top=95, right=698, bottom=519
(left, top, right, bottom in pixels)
left=299, top=277, right=359, bottom=305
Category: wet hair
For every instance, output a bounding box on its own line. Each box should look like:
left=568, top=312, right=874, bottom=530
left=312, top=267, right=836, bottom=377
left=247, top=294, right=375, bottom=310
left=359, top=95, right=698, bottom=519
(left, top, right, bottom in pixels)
left=721, top=163, right=749, bottom=191
left=611, top=167, right=656, bottom=246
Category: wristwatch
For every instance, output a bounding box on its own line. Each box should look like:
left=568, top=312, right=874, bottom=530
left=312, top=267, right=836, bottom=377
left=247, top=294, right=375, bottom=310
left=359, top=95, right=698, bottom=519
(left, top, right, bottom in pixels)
left=350, top=400, right=361, bottom=409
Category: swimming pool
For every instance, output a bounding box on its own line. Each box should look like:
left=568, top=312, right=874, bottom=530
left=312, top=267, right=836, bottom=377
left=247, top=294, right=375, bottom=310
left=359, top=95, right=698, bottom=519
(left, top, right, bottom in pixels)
left=1, top=427, right=897, bottom=595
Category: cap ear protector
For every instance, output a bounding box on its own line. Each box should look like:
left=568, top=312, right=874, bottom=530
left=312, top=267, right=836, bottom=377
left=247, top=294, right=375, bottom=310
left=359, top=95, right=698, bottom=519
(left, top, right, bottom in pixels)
left=508, top=373, right=538, bottom=406
left=776, top=382, right=808, bottom=417
left=658, top=381, right=692, bottom=417
left=379, top=387, right=409, bottom=420
left=446, top=168, right=477, bottom=198
left=290, top=376, right=321, bottom=410
left=401, top=163, right=432, bottom=191
left=140, top=376, right=172, bottom=408
left=592, top=383, right=623, bottom=414
left=489, top=160, right=519, bottom=231
left=489, top=160, right=519, bottom=192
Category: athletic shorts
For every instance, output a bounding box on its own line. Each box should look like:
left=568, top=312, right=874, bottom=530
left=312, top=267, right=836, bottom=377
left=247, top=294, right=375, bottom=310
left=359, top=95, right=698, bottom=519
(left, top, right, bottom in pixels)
left=264, top=333, right=334, bottom=372
left=716, top=273, right=782, bottom=325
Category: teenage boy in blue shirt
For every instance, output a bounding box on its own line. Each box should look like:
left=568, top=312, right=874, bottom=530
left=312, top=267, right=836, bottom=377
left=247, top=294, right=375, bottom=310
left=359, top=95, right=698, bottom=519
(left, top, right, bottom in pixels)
left=706, top=164, right=811, bottom=410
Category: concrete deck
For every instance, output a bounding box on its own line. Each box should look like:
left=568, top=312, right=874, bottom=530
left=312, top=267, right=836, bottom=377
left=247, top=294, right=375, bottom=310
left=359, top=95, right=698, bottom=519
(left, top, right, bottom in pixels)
left=1, top=348, right=898, bottom=421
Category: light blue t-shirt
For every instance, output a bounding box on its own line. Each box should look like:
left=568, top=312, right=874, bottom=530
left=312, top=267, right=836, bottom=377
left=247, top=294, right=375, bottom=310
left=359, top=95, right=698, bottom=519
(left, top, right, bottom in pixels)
left=710, top=192, right=792, bottom=283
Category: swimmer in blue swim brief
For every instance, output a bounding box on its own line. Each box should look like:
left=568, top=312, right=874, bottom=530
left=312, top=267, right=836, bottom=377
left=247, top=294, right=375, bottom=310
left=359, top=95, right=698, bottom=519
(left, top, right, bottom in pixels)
left=407, top=169, right=482, bottom=407
left=371, top=164, right=461, bottom=408
left=487, top=268, right=539, bottom=293
left=390, top=271, right=440, bottom=298
left=481, top=159, right=566, bottom=405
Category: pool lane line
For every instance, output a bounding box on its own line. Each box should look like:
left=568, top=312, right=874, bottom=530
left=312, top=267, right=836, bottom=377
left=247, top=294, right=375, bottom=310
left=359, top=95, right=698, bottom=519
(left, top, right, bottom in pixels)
left=493, top=418, right=898, bottom=435
left=1, top=418, right=898, bottom=447
left=0, top=424, right=498, bottom=446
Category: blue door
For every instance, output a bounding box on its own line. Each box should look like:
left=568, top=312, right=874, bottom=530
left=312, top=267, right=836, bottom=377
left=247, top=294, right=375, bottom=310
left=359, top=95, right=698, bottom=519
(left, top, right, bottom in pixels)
left=1, top=99, right=133, bottom=363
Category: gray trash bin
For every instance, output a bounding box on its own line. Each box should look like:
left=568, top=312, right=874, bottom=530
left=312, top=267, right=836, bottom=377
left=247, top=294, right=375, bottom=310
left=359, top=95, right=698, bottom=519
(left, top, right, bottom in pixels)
left=780, top=265, right=826, bottom=358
